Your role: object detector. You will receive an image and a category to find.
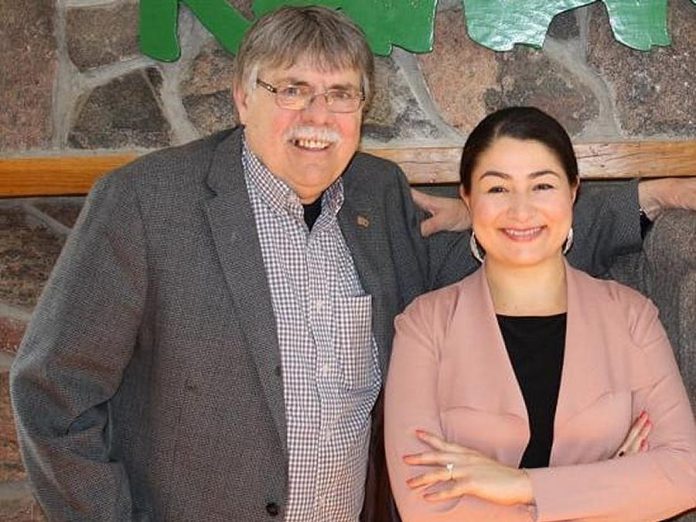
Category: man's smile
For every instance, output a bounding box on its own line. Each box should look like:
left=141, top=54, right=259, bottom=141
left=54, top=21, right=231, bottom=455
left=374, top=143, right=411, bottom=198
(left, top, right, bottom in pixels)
left=291, top=137, right=333, bottom=150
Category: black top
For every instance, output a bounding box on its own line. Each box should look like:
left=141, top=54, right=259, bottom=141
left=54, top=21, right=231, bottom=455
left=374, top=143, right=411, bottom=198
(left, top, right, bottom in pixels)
left=302, top=197, right=322, bottom=230
left=496, top=313, right=567, bottom=469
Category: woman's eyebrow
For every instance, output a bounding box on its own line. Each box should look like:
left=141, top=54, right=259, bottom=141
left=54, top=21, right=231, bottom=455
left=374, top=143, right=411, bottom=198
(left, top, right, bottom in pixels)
left=479, top=170, right=510, bottom=180
left=529, top=170, right=562, bottom=179
left=479, top=170, right=562, bottom=180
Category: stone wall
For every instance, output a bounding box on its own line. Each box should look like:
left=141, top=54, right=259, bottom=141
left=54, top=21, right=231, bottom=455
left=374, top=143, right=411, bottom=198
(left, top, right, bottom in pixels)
left=1, top=1, right=695, bottom=519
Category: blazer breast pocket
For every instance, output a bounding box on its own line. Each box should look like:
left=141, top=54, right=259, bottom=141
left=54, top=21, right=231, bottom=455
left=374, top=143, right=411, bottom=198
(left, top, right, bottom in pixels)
left=332, top=294, right=379, bottom=391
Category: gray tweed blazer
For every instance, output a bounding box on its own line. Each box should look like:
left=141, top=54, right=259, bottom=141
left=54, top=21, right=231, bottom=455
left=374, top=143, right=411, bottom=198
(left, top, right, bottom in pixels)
left=10, top=128, right=641, bottom=521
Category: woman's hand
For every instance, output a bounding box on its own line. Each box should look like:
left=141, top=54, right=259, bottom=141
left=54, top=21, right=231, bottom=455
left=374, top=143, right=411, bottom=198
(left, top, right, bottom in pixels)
left=403, top=430, right=534, bottom=506
left=614, top=411, right=651, bottom=458
left=411, top=189, right=472, bottom=237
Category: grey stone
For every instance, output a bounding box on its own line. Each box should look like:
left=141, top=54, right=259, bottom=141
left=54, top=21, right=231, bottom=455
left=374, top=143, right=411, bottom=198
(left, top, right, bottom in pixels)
left=0, top=316, right=27, bottom=357
left=484, top=46, right=599, bottom=137
left=66, top=2, right=139, bottom=71
left=0, top=372, right=26, bottom=483
left=587, top=1, right=696, bottom=137
left=227, top=0, right=253, bottom=20
left=0, top=0, right=56, bottom=151
left=0, top=491, right=46, bottom=522
left=363, top=56, right=441, bottom=142
left=184, top=92, right=237, bottom=136
left=181, top=44, right=238, bottom=135
left=547, top=9, right=580, bottom=40
left=32, top=198, right=84, bottom=228
left=0, top=204, right=65, bottom=310
left=437, top=0, right=462, bottom=10
left=418, top=8, right=499, bottom=135
left=68, top=68, right=171, bottom=149
left=146, top=67, right=164, bottom=90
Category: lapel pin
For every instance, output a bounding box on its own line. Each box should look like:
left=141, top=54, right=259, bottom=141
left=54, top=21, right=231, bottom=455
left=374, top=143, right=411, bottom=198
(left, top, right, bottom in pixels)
left=357, top=215, right=370, bottom=228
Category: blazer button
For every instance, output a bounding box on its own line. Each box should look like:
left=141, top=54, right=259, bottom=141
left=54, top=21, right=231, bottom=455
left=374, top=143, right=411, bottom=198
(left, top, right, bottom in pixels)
left=266, top=502, right=280, bottom=517
left=274, top=365, right=282, bottom=377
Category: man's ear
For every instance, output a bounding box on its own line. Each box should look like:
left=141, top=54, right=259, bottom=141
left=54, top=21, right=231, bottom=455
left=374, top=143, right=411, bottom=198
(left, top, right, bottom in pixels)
left=571, top=183, right=579, bottom=204
left=233, top=84, right=250, bottom=124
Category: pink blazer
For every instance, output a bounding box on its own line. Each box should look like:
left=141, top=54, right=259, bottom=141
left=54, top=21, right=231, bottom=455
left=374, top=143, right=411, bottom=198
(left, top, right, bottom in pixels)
left=385, top=264, right=696, bottom=522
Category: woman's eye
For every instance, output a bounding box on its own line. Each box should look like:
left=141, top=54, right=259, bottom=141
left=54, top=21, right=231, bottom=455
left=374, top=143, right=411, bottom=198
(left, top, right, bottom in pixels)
left=487, top=186, right=506, bottom=194
left=534, top=183, right=555, bottom=191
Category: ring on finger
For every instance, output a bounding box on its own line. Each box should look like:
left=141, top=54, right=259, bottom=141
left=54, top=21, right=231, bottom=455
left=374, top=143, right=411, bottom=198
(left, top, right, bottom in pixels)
left=445, top=462, right=454, bottom=481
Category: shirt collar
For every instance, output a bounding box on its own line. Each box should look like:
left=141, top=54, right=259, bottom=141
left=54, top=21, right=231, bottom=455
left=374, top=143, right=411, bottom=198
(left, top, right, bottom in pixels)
left=241, top=133, right=345, bottom=222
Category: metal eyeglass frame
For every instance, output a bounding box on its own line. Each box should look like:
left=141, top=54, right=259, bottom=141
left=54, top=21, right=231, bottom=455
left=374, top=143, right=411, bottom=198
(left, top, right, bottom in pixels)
left=255, top=78, right=365, bottom=113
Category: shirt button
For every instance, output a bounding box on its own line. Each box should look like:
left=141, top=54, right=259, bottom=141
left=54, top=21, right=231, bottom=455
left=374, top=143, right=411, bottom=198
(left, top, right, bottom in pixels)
left=265, top=502, right=280, bottom=516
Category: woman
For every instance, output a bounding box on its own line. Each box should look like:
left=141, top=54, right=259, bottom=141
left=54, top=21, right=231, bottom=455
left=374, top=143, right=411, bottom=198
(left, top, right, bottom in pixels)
left=384, top=107, right=696, bottom=521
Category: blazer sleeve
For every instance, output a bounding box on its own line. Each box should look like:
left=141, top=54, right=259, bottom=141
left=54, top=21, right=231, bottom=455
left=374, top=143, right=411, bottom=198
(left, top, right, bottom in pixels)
left=567, top=180, right=643, bottom=276
left=390, top=172, right=477, bottom=292
left=384, top=296, right=535, bottom=522
left=10, top=172, right=147, bottom=521
left=527, top=298, right=696, bottom=522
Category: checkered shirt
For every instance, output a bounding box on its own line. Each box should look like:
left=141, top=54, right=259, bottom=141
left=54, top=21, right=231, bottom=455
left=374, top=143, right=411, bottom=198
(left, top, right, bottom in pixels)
left=242, top=140, right=382, bottom=522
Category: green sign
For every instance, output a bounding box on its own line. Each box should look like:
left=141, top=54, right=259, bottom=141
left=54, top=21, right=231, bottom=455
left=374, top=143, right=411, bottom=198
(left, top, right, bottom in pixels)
left=253, top=0, right=436, bottom=55
left=139, top=0, right=251, bottom=62
left=139, top=0, right=687, bottom=61
left=463, top=0, right=669, bottom=51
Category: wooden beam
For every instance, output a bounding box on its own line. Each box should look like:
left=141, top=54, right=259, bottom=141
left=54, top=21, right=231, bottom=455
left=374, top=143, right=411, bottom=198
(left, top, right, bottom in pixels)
left=374, top=141, right=696, bottom=184
left=574, top=141, right=696, bottom=179
left=0, top=154, right=136, bottom=197
left=1, top=141, right=695, bottom=197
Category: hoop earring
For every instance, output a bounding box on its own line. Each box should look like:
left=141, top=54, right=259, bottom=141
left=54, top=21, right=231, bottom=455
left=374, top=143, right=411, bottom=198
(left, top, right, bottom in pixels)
left=563, top=227, right=574, bottom=255
left=470, top=232, right=485, bottom=263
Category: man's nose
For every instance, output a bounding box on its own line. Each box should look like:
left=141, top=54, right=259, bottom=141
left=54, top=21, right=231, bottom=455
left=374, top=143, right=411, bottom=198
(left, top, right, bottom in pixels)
left=301, top=93, right=331, bottom=122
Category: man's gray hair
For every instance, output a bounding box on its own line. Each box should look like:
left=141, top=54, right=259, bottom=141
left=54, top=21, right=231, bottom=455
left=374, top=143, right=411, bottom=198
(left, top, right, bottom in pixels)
left=233, top=6, right=375, bottom=106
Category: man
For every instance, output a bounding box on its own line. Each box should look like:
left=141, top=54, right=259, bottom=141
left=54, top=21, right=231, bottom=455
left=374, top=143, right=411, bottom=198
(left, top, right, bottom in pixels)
left=9, top=5, right=693, bottom=522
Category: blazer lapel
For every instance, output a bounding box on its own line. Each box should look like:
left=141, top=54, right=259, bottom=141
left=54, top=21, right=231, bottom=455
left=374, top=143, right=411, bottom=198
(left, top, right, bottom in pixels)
left=554, top=263, right=613, bottom=431
left=338, top=198, right=391, bottom=376
left=203, top=130, right=287, bottom=449
left=446, top=268, right=529, bottom=422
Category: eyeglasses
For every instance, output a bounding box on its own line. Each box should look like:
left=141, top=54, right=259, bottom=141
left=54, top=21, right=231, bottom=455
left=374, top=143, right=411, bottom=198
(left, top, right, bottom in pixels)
left=255, top=78, right=365, bottom=113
